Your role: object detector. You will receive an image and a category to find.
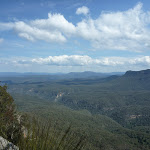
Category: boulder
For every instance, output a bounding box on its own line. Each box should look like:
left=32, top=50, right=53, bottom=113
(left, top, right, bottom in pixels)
left=0, top=136, right=19, bottom=150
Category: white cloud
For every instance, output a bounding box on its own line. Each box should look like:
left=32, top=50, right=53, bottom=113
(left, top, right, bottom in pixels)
left=76, top=6, right=89, bottom=15
left=1, top=3, right=150, bottom=51
left=1, top=55, right=150, bottom=72
left=31, top=55, right=92, bottom=66
left=31, top=13, right=76, bottom=35
left=76, top=2, right=150, bottom=51
left=129, top=56, right=150, bottom=66
left=0, top=13, right=75, bottom=43
left=14, top=21, right=66, bottom=43
left=14, top=55, right=150, bottom=68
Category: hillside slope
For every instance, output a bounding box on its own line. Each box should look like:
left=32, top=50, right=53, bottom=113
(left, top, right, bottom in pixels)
left=12, top=93, right=150, bottom=150
left=1, top=69, right=150, bottom=149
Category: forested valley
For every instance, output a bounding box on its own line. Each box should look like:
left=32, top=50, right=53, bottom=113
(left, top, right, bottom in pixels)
left=1, top=69, right=150, bottom=150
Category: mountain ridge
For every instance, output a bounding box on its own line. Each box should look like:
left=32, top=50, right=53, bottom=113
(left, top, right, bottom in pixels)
left=124, top=69, right=150, bottom=76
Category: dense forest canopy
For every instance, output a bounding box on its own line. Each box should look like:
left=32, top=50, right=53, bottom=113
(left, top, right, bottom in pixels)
left=1, top=69, right=150, bottom=149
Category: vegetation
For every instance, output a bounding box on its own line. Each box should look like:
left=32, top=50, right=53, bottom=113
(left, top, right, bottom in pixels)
left=1, top=69, right=150, bottom=149
left=0, top=85, right=85, bottom=150
left=0, top=85, right=23, bottom=145
left=18, top=119, right=85, bottom=150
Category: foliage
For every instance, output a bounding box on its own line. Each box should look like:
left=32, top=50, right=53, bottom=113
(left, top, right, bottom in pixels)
left=0, top=85, right=86, bottom=150
left=16, top=117, right=86, bottom=150
left=0, top=85, right=24, bottom=144
left=1, top=69, right=150, bottom=149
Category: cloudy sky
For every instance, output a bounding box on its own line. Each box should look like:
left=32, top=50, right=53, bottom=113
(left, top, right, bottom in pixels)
left=0, top=0, right=150, bottom=73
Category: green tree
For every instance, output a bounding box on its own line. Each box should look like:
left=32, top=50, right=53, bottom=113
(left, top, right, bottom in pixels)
left=0, top=85, right=23, bottom=144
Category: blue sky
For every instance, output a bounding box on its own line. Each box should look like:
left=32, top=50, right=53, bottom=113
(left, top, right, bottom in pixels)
left=0, top=0, right=150, bottom=72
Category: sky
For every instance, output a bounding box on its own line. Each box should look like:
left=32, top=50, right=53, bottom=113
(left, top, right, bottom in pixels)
left=0, top=0, right=150, bottom=73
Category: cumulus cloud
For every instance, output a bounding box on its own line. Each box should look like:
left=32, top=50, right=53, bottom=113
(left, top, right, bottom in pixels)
left=14, top=55, right=150, bottom=67
left=30, top=55, right=92, bottom=66
left=1, top=55, right=150, bottom=72
left=14, top=21, right=66, bottom=42
left=0, top=13, right=75, bottom=43
left=76, top=2, right=150, bottom=51
left=129, top=56, right=150, bottom=66
left=76, top=6, right=89, bottom=15
left=31, top=13, right=76, bottom=35
left=1, top=3, right=150, bottom=51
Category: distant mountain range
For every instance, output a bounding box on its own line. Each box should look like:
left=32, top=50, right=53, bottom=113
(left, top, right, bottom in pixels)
left=0, top=72, right=62, bottom=77
left=0, top=71, right=124, bottom=78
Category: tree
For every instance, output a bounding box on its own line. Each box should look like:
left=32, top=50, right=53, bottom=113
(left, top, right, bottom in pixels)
left=0, top=85, right=23, bottom=144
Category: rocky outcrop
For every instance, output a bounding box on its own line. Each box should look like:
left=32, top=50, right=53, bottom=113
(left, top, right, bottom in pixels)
left=124, top=69, right=150, bottom=76
left=0, top=136, right=19, bottom=150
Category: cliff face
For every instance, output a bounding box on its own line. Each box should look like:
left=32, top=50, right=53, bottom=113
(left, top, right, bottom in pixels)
left=0, top=136, right=19, bottom=150
left=124, top=69, right=150, bottom=76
